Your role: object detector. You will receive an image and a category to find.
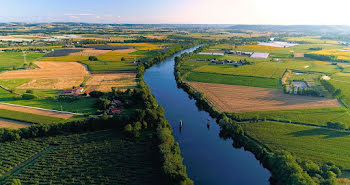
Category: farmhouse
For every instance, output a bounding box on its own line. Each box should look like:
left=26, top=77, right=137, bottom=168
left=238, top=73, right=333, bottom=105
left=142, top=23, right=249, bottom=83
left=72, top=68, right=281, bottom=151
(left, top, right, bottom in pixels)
left=62, top=87, right=84, bottom=96
left=109, top=107, right=123, bottom=114
left=250, top=52, right=269, bottom=59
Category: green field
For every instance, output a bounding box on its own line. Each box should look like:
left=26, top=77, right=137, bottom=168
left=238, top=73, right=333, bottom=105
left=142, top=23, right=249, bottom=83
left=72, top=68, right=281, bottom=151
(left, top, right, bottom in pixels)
left=186, top=72, right=281, bottom=89
left=243, top=121, right=350, bottom=169
left=81, top=61, right=137, bottom=73
left=0, top=52, right=44, bottom=71
left=0, top=88, right=97, bottom=114
left=0, top=130, right=166, bottom=185
left=232, top=107, right=350, bottom=127
left=192, top=60, right=339, bottom=79
left=329, top=74, right=350, bottom=107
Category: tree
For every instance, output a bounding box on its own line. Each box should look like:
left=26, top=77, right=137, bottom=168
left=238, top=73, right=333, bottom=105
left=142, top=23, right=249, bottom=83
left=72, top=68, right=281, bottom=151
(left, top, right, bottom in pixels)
left=121, top=57, right=125, bottom=61
left=88, top=56, right=98, bottom=61
left=11, top=179, right=21, bottom=185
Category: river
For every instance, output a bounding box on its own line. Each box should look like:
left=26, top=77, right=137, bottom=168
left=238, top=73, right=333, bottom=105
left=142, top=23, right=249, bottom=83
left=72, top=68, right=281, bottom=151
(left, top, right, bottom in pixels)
left=144, top=46, right=271, bottom=185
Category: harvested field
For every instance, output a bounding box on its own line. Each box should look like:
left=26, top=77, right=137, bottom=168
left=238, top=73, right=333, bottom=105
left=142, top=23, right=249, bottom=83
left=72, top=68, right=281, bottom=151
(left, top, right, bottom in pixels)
left=17, top=77, right=84, bottom=90
left=85, top=73, right=136, bottom=92
left=0, top=117, right=30, bottom=129
left=0, top=103, right=73, bottom=119
left=188, top=82, right=341, bottom=112
left=0, top=61, right=89, bottom=79
left=69, top=49, right=111, bottom=56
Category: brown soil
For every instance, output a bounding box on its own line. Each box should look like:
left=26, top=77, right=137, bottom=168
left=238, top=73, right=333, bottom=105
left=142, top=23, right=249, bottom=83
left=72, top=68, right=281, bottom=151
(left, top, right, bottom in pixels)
left=188, top=82, right=341, bottom=113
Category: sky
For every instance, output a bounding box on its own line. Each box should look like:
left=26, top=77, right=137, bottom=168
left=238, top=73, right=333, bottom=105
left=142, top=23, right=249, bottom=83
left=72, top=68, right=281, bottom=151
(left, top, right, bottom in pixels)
left=0, top=0, right=350, bottom=25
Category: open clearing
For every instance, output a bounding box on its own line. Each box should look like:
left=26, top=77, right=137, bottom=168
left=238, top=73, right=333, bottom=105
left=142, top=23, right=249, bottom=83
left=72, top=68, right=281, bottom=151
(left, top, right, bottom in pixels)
left=85, top=73, right=136, bottom=92
left=188, top=82, right=341, bottom=112
left=0, top=117, right=30, bottom=129
left=0, top=103, right=74, bottom=119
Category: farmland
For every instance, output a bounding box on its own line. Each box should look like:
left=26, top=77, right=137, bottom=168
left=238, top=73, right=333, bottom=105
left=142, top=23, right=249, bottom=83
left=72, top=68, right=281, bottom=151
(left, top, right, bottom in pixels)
left=85, top=73, right=137, bottom=92
left=188, top=82, right=341, bottom=112
left=0, top=52, right=44, bottom=71
left=0, top=130, right=167, bottom=185
left=242, top=121, right=350, bottom=169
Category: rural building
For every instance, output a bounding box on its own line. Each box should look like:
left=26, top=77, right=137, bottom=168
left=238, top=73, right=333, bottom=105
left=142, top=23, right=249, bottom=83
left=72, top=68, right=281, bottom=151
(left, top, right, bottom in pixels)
left=62, top=87, right=84, bottom=96
left=109, top=107, right=123, bottom=114
left=250, top=52, right=269, bottom=59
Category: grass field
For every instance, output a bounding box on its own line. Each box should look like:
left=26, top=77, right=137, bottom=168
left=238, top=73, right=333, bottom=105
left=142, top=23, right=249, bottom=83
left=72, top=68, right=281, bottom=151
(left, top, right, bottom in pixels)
left=188, top=59, right=339, bottom=79
left=0, top=52, right=44, bottom=71
left=243, top=121, right=350, bottom=169
left=0, top=130, right=166, bottom=185
left=232, top=107, right=350, bottom=126
left=0, top=88, right=97, bottom=114
left=82, top=61, right=137, bottom=73
left=186, top=72, right=281, bottom=89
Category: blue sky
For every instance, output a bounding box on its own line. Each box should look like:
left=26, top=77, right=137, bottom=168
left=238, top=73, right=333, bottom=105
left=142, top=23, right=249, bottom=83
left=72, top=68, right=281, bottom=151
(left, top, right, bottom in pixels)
left=0, top=0, right=350, bottom=25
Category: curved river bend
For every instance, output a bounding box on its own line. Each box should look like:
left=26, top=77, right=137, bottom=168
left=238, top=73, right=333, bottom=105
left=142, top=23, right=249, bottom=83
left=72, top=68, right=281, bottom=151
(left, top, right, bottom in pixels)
left=144, top=46, right=271, bottom=185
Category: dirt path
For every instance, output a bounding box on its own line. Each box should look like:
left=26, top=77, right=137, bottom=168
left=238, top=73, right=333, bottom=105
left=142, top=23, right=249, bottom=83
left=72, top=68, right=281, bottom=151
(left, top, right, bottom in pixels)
left=0, top=103, right=78, bottom=119
left=0, top=145, right=55, bottom=183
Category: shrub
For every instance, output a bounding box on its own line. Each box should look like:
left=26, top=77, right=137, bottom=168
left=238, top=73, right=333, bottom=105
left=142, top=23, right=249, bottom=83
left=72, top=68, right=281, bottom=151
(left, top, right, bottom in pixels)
left=26, top=89, right=34, bottom=94
left=89, top=91, right=105, bottom=98
left=88, top=56, right=98, bottom=61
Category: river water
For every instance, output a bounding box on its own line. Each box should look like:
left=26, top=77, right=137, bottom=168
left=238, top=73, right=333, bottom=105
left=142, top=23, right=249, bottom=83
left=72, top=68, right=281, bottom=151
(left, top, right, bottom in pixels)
left=144, top=46, right=271, bottom=185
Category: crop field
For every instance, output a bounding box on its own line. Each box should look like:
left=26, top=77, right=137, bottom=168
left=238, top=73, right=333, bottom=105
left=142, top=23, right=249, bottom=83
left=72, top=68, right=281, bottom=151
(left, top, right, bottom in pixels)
left=234, top=44, right=342, bottom=56
left=96, top=52, right=144, bottom=61
left=188, top=82, right=341, bottom=112
left=82, top=60, right=137, bottom=73
left=189, top=59, right=339, bottom=79
left=44, top=49, right=83, bottom=57
left=109, top=48, right=137, bottom=53
left=0, top=61, right=89, bottom=79
left=242, top=121, right=350, bottom=169
left=232, top=107, right=350, bottom=126
left=17, top=77, right=84, bottom=90
left=186, top=72, right=280, bottom=89
left=0, top=108, right=63, bottom=124
left=40, top=55, right=88, bottom=61
left=0, top=130, right=165, bottom=185
left=85, top=73, right=136, bottom=92
left=329, top=73, right=350, bottom=107
left=0, top=118, right=30, bottom=129
left=0, top=52, right=44, bottom=71
left=68, top=49, right=111, bottom=56
left=0, top=103, right=74, bottom=119
left=108, top=43, right=164, bottom=50
left=285, top=36, right=339, bottom=44
left=309, top=48, right=350, bottom=61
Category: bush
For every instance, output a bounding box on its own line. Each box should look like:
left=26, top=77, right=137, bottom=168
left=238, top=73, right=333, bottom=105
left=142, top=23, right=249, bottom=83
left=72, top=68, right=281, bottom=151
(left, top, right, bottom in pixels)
left=22, top=93, right=37, bottom=100
left=57, top=95, right=78, bottom=102
left=26, top=89, right=34, bottom=94
left=326, top=122, right=347, bottom=130
left=88, top=56, right=98, bottom=61
left=89, top=91, right=105, bottom=98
